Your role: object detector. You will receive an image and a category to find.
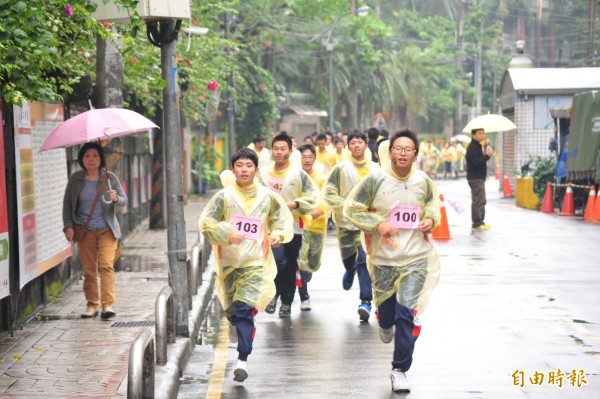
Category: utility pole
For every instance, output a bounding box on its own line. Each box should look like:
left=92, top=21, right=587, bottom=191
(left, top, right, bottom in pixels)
left=147, top=20, right=189, bottom=336
left=534, top=0, right=542, bottom=66
left=323, top=37, right=338, bottom=133
left=475, top=39, right=482, bottom=117
left=454, top=0, right=465, bottom=135
left=589, top=0, right=596, bottom=65
left=328, top=48, right=334, bottom=133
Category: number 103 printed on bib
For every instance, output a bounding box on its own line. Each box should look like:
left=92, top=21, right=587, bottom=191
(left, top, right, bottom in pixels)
left=232, top=214, right=262, bottom=240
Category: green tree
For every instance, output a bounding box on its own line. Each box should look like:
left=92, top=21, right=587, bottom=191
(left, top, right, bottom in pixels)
left=0, top=0, right=108, bottom=106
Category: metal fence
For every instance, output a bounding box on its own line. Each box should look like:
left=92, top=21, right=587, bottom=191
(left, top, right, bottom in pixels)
left=127, top=238, right=210, bottom=398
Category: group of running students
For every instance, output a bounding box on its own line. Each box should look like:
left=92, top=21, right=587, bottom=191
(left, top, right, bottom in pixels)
left=199, top=128, right=441, bottom=393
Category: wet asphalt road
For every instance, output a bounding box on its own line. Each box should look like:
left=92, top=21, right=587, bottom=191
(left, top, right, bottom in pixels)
left=179, top=178, right=600, bottom=399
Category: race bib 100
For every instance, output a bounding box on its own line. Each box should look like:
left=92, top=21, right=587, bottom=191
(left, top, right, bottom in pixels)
left=389, top=204, right=419, bottom=229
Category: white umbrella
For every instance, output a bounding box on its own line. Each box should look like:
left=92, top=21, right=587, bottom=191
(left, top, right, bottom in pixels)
left=462, top=114, right=517, bottom=133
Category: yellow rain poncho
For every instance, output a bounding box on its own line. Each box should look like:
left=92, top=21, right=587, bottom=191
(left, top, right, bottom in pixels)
left=299, top=169, right=329, bottom=273
left=316, top=147, right=337, bottom=172
left=259, top=164, right=319, bottom=234
left=199, top=183, right=293, bottom=314
left=378, top=140, right=390, bottom=166
left=247, top=143, right=272, bottom=168
left=323, top=158, right=380, bottom=260
left=343, top=165, right=441, bottom=314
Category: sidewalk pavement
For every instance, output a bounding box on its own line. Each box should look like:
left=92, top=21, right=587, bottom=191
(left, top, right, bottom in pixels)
left=0, top=193, right=216, bottom=398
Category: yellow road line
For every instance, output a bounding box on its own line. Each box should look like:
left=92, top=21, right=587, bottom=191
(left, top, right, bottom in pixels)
left=206, top=318, right=230, bottom=399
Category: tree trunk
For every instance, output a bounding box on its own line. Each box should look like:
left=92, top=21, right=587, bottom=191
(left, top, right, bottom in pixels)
left=349, top=87, right=359, bottom=130
left=95, top=34, right=124, bottom=109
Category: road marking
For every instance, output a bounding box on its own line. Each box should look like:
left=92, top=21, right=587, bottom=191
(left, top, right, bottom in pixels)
left=206, top=318, right=230, bottom=399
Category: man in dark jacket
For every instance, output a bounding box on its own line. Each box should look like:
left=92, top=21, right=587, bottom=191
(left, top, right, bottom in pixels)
left=465, top=128, right=494, bottom=231
left=367, top=127, right=380, bottom=163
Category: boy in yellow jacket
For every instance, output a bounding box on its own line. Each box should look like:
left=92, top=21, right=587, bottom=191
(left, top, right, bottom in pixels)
left=260, top=134, right=319, bottom=318
left=297, top=144, right=329, bottom=311
left=199, top=148, right=293, bottom=383
left=343, top=129, right=440, bottom=393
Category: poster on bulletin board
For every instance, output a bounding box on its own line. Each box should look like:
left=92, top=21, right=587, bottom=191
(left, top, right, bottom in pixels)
left=13, top=102, right=72, bottom=289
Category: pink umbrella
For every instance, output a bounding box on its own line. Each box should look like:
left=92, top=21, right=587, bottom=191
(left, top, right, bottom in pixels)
left=39, top=108, right=158, bottom=151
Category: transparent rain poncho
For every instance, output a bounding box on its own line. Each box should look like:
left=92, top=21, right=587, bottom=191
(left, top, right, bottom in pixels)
left=343, top=166, right=441, bottom=314
left=378, top=140, right=390, bottom=166
left=199, top=184, right=293, bottom=314
left=298, top=230, right=325, bottom=273
left=220, top=169, right=236, bottom=188
left=259, top=165, right=320, bottom=234
left=298, top=169, right=329, bottom=273
left=323, top=158, right=379, bottom=259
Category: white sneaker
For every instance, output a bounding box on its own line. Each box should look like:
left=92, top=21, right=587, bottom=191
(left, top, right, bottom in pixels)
left=379, top=326, right=394, bottom=344
left=300, top=299, right=311, bottom=311
left=233, top=360, right=248, bottom=382
left=391, top=369, right=411, bottom=393
left=228, top=321, right=238, bottom=343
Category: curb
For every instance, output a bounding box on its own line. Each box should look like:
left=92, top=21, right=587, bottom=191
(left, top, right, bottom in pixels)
left=155, top=260, right=215, bottom=399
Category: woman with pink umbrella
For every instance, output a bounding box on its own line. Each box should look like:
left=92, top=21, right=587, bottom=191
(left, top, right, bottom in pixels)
left=41, top=107, right=155, bottom=318
left=62, top=142, right=127, bottom=319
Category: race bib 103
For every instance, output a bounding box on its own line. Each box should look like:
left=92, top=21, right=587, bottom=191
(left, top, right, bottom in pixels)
left=232, top=214, right=262, bottom=240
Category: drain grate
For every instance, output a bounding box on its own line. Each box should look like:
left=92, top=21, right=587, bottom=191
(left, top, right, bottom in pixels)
left=111, top=321, right=155, bottom=328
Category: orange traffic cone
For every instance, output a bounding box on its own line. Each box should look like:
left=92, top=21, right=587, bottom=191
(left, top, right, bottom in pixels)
left=494, top=165, right=499, bottom=180
left=591, top=189, right=600, bottom=222
left=502, top=172, right=513, bottom=197
left=432, top=194, right=452, bottom=240
left=558, top=183, right=575, bottom=216
left=539, top=182, right=554, bottom=213
left=583, top=186, right=596, bottom=221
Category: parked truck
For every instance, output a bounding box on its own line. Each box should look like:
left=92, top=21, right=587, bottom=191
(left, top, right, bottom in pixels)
left=566, top=90, right=600, bottom=210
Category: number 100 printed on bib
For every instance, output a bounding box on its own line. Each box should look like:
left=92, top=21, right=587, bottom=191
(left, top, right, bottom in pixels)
left=389, top=204, right=420, bottom=229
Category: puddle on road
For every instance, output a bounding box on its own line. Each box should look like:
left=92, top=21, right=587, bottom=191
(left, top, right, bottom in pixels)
left=198, top=295, right=223, bottom=346
left=463, top=255, right=489, bottom=261
left=570, top=334, right=591, bottom=347
left=116, top=254, right=164, bottom=272
left=180, top=374, right=210, bottom=385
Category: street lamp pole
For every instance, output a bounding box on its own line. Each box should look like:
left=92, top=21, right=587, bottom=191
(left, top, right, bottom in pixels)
left=320, top=6, right=368, bottom=133
left=326, top=41, right=337, bottom=133
left=328, top=49, right=334, bottom=132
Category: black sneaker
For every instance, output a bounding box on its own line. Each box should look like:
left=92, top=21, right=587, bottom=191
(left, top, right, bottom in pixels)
left=265, top=295, right=278, bottom=314
left=278, top=303, right=291, bottom=318
left=305, top=271, right=313, bottom=282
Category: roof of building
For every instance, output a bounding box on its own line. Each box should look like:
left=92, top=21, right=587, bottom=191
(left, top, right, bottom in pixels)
left=280, top=104, right=327, bottom=117
left=504, top=67, right=600, bottom=95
